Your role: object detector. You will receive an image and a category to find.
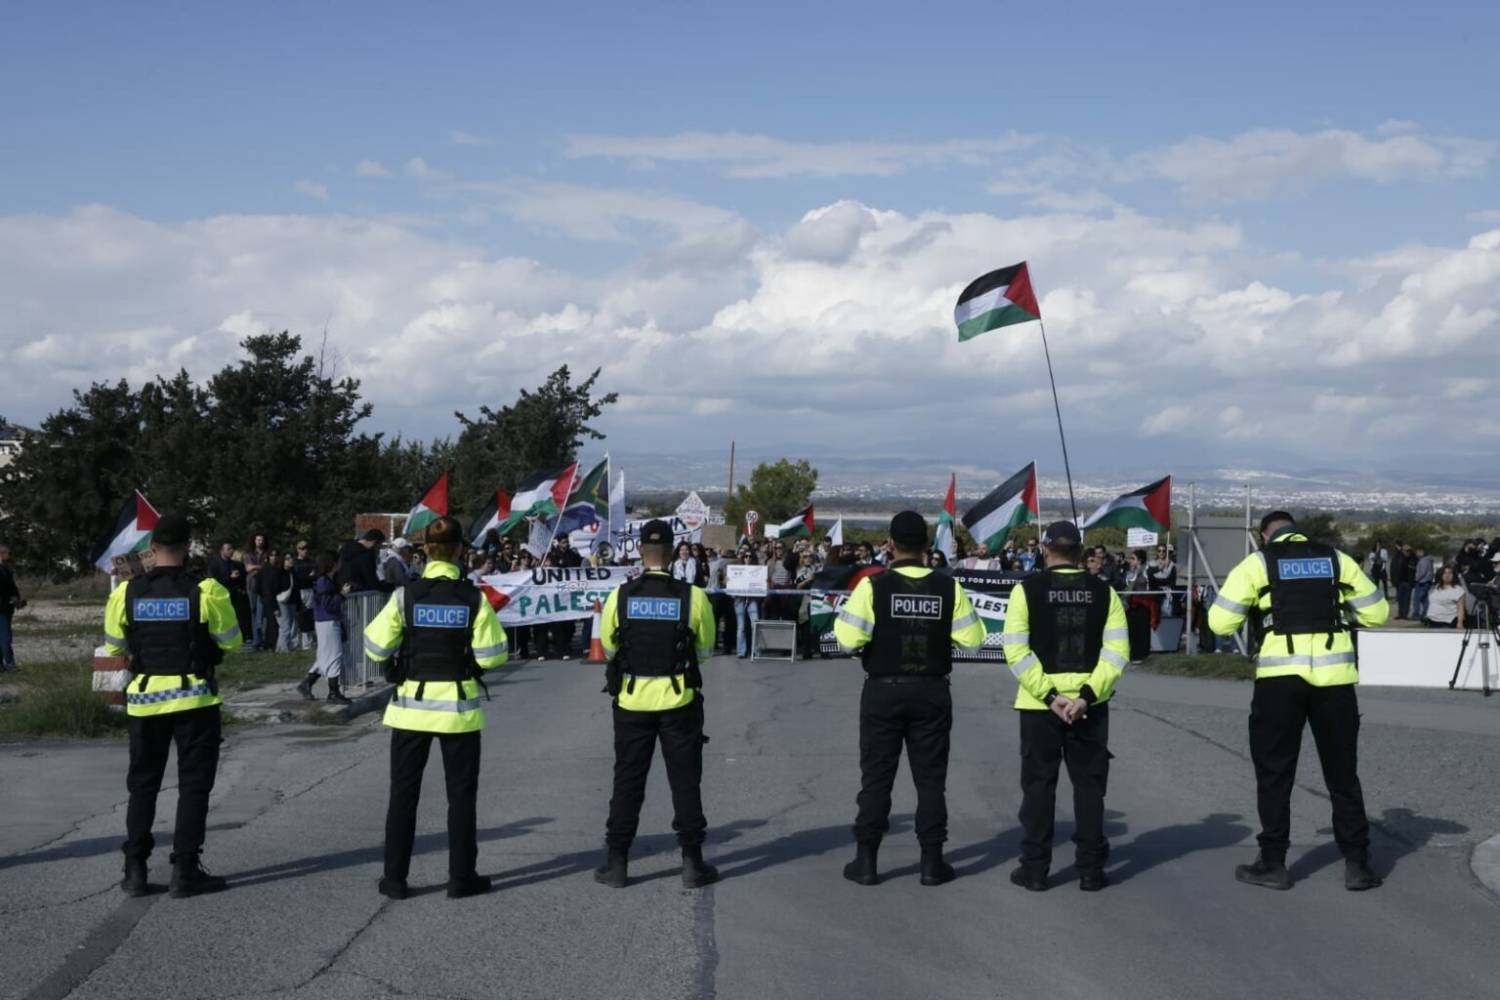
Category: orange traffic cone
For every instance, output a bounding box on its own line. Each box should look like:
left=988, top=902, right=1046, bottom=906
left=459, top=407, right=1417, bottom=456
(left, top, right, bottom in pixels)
left=586, top=599, right=608, bottom=663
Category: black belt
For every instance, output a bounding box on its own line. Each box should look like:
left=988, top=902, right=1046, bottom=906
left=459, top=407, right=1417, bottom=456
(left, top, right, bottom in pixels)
left=867, top=675, right=949, bottom=684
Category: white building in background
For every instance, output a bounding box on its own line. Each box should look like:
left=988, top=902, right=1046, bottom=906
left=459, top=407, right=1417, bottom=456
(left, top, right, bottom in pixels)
left=0, top=424, right=31, bottom=468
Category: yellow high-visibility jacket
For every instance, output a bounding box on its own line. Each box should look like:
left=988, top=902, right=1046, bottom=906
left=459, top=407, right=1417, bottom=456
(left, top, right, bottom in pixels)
left=1208, top=531, right=1387, bottom=686
left=832, top=565, right=988, bottom=658
left=364, top=560, right=509, bottom=734
left=600, top=570, right=716, bottom=713
left=103, top=575, right=242, bottom=717
left=1001, top=568, right=1130, bottom=710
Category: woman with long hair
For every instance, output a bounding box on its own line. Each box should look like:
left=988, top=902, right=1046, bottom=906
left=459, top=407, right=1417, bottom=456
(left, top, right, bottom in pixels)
left=734, top=548, right=762, bottom=658
left=1424, top=565, right=1466, bottom=629
left=297, top=550, right=350, bottom=705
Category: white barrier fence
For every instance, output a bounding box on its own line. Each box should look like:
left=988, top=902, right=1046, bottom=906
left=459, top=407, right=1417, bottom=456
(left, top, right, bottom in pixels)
left=1356, top=628, right=1496, bottom=692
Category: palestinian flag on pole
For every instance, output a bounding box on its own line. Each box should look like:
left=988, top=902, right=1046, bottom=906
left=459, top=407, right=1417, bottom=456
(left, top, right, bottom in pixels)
left=1081, top=476, right=1172, bottom=533
left=470, top=490, right=515, bottom=546
left=961, top=463, right=1039, bottom=555
left=954, top=262, right=1041, bottom=341
left=933, top=473, right=958, bottom=563
left=512, top=464, right=577, bottom=521
left=94, top=490, right=160, bottom=572
left=403, top=472, right=449, bottom=538
left=555, top=458, right=610, bottom=534
left=774, top=505, right=815, bottom=539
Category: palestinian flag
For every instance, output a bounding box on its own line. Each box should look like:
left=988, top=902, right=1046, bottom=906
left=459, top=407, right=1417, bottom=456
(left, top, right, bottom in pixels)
left=933, top=473, right=958, bottom=563
left=954, top=262, right=1041, bottom=341
left=555, top=458, right=609, bottom=534
left=961, top=463, right=1039, bottom=555
left=513, top=464, right=577, bottom=521
left=403, top=472, right=449, bottom=537
left=94, top=491, right=160, bottom=572
left=470, top=490, right=516, bottom=545
left=1081, top=476, right=1172, bottom=533
left=774, top=505, right=815, bottom=539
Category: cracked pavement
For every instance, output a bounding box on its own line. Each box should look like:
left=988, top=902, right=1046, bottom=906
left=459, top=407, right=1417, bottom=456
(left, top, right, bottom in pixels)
left=2, top=657, right=1499, bottom=1000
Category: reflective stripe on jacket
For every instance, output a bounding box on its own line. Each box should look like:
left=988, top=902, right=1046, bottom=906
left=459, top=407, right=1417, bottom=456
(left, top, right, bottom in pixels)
left=1001, top=568, right=1130, bottom=710
left=600, top=571, right=717, bottom=713
left=365, top=560, right=509, bottom=734
left=833, top=566, right=987, bottom=655
left=1207, top=531, right=1388, bottom=686
left=103, top=576, right=242, bottom=717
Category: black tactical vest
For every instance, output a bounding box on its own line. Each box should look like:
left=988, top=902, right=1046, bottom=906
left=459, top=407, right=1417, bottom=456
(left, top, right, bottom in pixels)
left=124, top=568, right=219, bottom=678
left=1020, top=568, right=1110, bottom=674
left=613, top=573, right=697, bottom=681
left=399, top=577, right=483, bottom=682
left=1260, top=538, right=1345, bottom=642
left=862, top=562, right=955, bottom=677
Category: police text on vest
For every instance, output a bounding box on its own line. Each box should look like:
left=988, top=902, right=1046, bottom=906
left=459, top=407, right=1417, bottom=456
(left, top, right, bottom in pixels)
left=414, top=604, right=470, bottom=628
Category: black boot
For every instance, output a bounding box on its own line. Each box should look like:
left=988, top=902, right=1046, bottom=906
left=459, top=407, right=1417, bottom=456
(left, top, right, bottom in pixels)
left=377, top=876, right=409, bottom=900
left=919, top=846, right=956, bottom=886
left=593, top=848, right=628, bottom=888
left=681, top=845, right=719, bottom=889
left=446, top=874, right=493, bottom=899
left=842, top=841, right=879, bottom=886
left=169, top=855, right=228, bottom=898
left=1344, top=854, right=1383, bottom=891
left=296, top=672, right=317, bottom=700
left=1234, top=853, right=1292, bottom=890
left=120, top=858, right=149, bottom=897
left=326, top=678, right=352, bottom=706
left=1009, top=866, right=1048, bottom=891
left=1079, top=870, right=1109, bottom=892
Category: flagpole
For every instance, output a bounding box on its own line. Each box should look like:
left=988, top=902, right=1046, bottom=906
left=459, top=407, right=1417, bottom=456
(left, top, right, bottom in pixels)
left=1037, top=319, right=1079, bottom=524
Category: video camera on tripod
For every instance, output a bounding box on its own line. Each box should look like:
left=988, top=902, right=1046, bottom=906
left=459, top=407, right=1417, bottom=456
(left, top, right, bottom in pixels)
left=1448, top=573, right=1499, bottom=697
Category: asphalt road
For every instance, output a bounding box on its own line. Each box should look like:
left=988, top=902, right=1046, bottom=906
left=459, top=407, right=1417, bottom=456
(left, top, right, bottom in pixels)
left=3, top=657, right=1499, bottom=1000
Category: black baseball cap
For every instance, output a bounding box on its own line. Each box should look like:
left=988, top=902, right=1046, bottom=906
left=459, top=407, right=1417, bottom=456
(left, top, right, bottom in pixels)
left=1041, top=520, right=1081, bottom=548
left=640, top=519, right=673, bottom=545
left=361, top=528, right=387, bottom=543
left=889, top=510, right=928, bottom=547
left=152, top=513, right=191, bottom=548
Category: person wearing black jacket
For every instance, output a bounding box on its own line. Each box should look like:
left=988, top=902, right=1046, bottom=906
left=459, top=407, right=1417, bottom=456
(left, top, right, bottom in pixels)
left=0, top=544, right=24, bottom=670
left=208, top=541, right=251, bottom=648
left=337, top=530, right=390, bottom=595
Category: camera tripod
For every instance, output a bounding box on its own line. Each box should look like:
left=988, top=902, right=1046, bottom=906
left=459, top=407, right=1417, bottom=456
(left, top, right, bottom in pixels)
left=1449, top=598, right=1496, bottom=697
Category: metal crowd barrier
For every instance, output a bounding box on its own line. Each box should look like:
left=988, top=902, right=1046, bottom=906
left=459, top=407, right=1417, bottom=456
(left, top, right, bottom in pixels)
left=341, top=590, right=390, bottom=689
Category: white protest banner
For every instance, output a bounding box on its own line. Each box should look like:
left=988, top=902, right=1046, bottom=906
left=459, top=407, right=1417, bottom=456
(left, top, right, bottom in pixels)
left=725, top=564, right=768, bottom=596
left=612, top=515, right=701, bottom=561
left=480, top=565, right=642, bottom=626
left=675, top=491, right=710, bottom=530
left=1126, top=527, right=1160, bottom=548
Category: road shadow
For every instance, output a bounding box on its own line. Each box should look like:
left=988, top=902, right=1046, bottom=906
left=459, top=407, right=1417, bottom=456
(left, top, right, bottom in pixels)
left=228, top=816, right=553, bottom=889
left=1292, top=806, right=1470, bottom=881
left=487, top=818, right=768, bottom=890
left=1102, top=812, right=1251, bottom=884
left=0, top=821, right=248, bottom=871
left=712, top=817, right=910, bottom=881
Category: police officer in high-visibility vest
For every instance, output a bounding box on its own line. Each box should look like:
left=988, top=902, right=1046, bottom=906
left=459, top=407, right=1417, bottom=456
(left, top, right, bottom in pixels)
left=595, top=519, right=718, bottom=889
left=103, top=513, right=242, bottom=898
left=833, top=511, right=987, bottom=887
left=362, top=516, right=509, bottom=900
left=1001, top=520, right=1129, bottom=892
left=1209, top=510, right=1387, bottom=891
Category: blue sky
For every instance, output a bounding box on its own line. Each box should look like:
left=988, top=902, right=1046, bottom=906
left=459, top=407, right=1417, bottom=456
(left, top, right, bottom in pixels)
left=2, top=1, right=1498, bottom=480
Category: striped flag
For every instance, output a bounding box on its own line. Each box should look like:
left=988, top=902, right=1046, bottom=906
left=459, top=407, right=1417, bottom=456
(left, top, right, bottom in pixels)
left=555, top=458, right=610, bottom=534
left=954, top=262, right=1041, bottom=341
left=961, top=464, right=1039, bottom=555
left=774, top=505, right=815, bottom=539
left=94, top=491, right=160, bottom=572
left=404, top=472, right=449, bottom=537
left=470, top=490, right=515, bottom=546
left=512, top=464, right=577, bottom=521
left=1081, top=477, right=1172, bottom=533
left=933, top=474, right=957, bottom=562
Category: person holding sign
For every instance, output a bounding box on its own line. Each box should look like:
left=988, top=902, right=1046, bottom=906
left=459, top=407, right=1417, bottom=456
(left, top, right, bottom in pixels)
left=1209, top=510, right=1387, bottom=892
left=832, top=511, right=987, bottom=887
left=103, top=513, right=242, bottom=898
left=594, top=519, right=718, bottom=889
left=1001, top=521, right=1130, bottom=893
left=362, top=516, right=510, bottom=901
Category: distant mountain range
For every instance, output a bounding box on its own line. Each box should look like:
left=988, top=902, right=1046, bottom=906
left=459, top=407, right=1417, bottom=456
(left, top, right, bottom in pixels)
left=611, top=449, right=1500, bottom=516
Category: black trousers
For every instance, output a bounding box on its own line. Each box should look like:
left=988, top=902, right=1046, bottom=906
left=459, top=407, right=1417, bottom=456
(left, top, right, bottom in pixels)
left=713, top=595, right=737, bottom=653
left=853, top=678, right=952, bottom=846
left=124, top=706, right=222, bottom=862
left=1018, top=704, right=1110, bottom=873
left=1249, top=676, right=1370, bottom=861
left=384, top=728, right=482, bottom=880
left=606, top=698, right=707, bottom=850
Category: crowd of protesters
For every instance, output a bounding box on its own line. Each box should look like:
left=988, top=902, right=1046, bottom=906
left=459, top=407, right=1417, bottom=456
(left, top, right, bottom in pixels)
left=1363, top=537, right=1500, bottom=629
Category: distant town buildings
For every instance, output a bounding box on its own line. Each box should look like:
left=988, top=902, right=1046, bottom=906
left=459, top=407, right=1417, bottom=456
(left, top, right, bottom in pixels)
left=0, top=424, right=31, bottom=469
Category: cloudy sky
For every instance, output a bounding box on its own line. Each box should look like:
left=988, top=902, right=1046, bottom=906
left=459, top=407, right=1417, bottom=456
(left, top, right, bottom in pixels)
left=3, top=1, right=1497, bottom=482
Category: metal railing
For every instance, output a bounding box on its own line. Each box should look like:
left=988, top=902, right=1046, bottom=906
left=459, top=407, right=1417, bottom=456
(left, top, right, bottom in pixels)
left=340, top=590, right=390, bottom=689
